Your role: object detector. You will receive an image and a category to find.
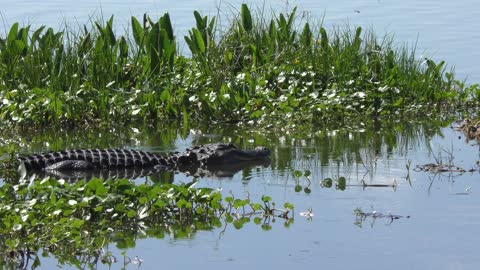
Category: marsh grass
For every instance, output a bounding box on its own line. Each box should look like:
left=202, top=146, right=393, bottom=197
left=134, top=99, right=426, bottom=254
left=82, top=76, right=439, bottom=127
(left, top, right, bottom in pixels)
left=0, top=4, right=474, bottom=128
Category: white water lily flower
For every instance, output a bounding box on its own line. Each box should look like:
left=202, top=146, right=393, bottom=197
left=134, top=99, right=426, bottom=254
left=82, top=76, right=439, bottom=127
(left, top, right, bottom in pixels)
left=378, top=85, right=389, bottom=92
left=26, top=198, right=37, bottom=207
left=236, top=72, right=246, bottom=80
left=208, top=91, right=217, bottom=102
left=356, top=92, right=366, bottom=98
left=68, top=199, right=77, bottom=206
left=131, top=108, right=141, bottom=115
left=188, top=95, right=198, bottom=102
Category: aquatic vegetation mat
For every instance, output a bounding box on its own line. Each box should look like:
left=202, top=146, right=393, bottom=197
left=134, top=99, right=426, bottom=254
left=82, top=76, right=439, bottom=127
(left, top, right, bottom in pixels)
left=0, top=4, right=477, bottom=129
left=0, top=177, right=293, bottom=268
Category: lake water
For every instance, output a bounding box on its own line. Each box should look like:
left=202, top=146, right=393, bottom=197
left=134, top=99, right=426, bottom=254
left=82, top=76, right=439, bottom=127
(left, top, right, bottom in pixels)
left=2, top=1, right=480, bottom=269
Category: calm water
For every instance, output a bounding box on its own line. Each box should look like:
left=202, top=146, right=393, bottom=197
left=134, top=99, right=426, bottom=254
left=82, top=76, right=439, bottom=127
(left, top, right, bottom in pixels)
left=6, top=121, right=480, bottom=270
left=2, top=1, right=480, bottom=269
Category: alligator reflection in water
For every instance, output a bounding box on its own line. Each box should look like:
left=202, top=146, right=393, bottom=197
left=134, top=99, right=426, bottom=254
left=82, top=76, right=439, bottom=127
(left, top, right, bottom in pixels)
left=18, top=143, right=271, bottom=181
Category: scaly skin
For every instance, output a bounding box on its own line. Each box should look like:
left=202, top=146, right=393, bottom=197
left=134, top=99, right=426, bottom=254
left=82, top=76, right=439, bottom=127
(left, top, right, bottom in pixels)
left=18, top=143, right=271, bottom=179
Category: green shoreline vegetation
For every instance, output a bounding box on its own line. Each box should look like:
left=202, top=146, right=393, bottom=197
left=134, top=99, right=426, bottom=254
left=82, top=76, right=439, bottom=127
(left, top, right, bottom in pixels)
left=1, top=4, right=477, bottom=129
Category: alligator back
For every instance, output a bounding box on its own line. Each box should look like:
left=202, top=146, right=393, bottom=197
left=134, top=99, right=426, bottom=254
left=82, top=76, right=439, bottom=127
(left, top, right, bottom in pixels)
left=18, top=149, right=173, bottom=170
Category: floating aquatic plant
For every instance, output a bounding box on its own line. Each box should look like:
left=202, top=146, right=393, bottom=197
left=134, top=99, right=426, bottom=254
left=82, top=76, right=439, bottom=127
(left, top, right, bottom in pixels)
left=0, top=177, right=293, bottom=268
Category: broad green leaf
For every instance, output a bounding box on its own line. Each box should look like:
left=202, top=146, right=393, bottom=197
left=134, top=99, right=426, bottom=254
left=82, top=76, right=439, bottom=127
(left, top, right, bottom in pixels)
left=192, top=28, right=205, bottom=53
left=7, top=22, right=19, bottom=44
left=160, top=13, right=174, bottom=41
left=193, top=10, right=205, bottom=30
left=131, top=16, right=144, bottom=46
left=241, top=4, right=253, bottom=32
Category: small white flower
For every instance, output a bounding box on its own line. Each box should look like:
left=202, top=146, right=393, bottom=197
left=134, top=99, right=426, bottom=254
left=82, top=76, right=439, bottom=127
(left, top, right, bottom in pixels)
left=378, top=85, right=389, bottom=92
left=309, top=92, right=318, bottom=99
left=68, top=200, right=77, bottom=206
left=236, top=73, right=246, bottom=80
left=354, top=92, right=366, bottom=98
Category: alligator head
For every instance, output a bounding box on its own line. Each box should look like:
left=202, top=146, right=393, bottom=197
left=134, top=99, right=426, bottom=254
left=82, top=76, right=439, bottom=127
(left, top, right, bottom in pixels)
left=174, top=143, right=271, bottom=177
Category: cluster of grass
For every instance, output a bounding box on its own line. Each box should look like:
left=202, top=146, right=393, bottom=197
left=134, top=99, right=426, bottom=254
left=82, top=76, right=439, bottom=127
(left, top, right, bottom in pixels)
left=0, top=4, right=477, bottom=129
left=0, top=177, right=293, bottom=268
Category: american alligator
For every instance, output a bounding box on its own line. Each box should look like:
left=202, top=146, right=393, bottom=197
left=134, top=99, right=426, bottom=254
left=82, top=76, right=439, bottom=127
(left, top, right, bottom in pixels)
left=18, top=143, right=271, bottom=180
